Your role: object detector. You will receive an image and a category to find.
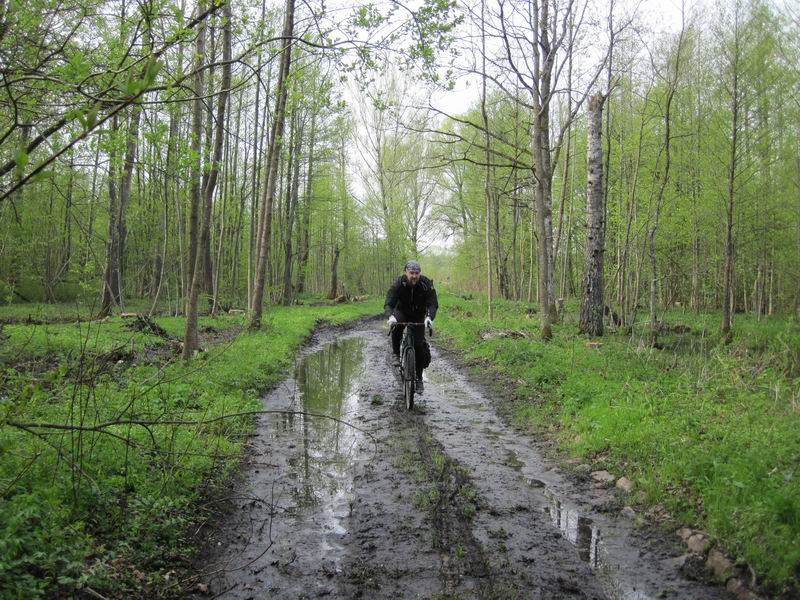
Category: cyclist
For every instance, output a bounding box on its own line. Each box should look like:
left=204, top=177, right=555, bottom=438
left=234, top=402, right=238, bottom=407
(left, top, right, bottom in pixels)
left=385, top=260, right=438, bottom=391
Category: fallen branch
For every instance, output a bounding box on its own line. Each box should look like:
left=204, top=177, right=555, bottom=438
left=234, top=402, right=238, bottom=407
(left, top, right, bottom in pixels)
left=7, top=409, right=378, bottom=453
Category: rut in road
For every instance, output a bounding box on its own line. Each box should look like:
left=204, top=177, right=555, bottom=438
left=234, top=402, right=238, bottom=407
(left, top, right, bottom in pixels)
left=193, top=320, right=729, bottom=599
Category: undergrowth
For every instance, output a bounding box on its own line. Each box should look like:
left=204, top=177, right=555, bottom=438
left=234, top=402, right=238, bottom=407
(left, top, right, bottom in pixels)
left=437, top=291, right=800, bottom=590
left=0, top=298, right=381, bottom=598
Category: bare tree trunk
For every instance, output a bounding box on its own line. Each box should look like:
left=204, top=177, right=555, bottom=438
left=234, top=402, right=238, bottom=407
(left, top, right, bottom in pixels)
left=282, top=112, right=305, bottom=305
left=296, top=120, right=314, bottom=295
left=148, top=183, right=168, bottom=318
left=296, top=188, right=312, bottom=294
left=231, top=94, right=245, bottom=303
left=328, top=246, right=340, bottom=299
left=560, top=137, right=576, bottom=303
left=553, top=19, right=574, bottom=285
left=480, top=0, right=493, bottom=321
left=200, top=0, right=231, bottom=313
left=212, top=104, right=232, bottom=313
left=112, top=6, right=153, bottom=310
left=117, top=102, right=143, bottom=312
left=100, top=118, right=121, bottom=317
left=249, top=0, right=295, bottom=329
left=512, top=173, right=520, bottom=300
left=84, top=132, right=102, bottom=273
left=493, top=187, right=508, bottom=299
left=247, top=0, right=268, bottom=308
left=579, top=93, right=607, bottom=336
left=529, top=0, right=556, bottom=339
left=62, top=153, right=74, bottom=275
left=721, top=35, right=740, bottom=339
left=168, top=6, right=188, bottom=306
left=649, top=21, right=685, bottom=346
left=182, top=0, right=207, bottom=358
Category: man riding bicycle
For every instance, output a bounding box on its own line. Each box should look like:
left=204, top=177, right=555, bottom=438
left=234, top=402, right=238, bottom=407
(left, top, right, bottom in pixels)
left=385, top=260, right=439, bottom=391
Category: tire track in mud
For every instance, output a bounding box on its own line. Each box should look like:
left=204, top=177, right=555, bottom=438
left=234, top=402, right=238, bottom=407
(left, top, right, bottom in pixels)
left=193, top=321, right=729, bottom=599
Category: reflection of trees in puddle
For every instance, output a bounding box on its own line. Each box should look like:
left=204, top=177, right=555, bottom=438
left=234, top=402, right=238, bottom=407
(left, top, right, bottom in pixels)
left=542, top=488, right=656, bottom=599
left=543, top=488, right=600, bottom=567
left=280, top=338, right=366, bottom=508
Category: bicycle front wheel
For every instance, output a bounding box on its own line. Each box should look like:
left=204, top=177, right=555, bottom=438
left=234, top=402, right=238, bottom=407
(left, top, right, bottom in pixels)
left=403, top=348, right=416, bottom=410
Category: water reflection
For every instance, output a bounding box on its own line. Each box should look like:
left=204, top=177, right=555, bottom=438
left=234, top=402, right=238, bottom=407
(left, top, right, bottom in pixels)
left=542, top=489, right=652, bottom=600
left=543, top=487, right=600, bottom=566
left=280, top=337, right=366, bottom=510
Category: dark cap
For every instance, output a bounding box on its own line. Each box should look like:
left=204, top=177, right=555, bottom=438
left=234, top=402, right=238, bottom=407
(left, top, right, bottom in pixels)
left=404, top=260, right=421, bottom=272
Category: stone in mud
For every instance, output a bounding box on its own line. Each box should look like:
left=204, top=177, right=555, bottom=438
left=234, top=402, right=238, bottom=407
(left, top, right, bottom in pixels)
left=727, top=578, right=745, bottom=595
left=661, top=554, right=689, bottom=571
left=574, top=463, right=592, bottom=475
left=726, top=577, right=762, bottom=600
left=621, top=506, right=636, bottom=518
left=195, top=582, right=210, bottom=594
left=679, top=552, right=712, bottom=582
left=676, top=526, right=695, bottom=541
left=707, top=548, right=734, bottom=582
left=687, top=533, right=710, bottom=554
left=615, top=476, right=634, bottom=493
left=590, top=470, right=616, bottom=484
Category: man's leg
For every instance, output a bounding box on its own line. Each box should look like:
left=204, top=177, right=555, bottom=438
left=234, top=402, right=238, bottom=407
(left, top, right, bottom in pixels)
left=390, top=313, right=405, bottom=366
left=412, top=324, right=426, bottom=383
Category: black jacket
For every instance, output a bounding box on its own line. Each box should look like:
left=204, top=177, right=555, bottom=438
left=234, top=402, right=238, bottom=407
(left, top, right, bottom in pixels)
left=384, top=275, right=438, bottom=321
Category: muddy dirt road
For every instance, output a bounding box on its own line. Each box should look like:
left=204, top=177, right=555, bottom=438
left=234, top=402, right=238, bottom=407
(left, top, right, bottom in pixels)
left=194, top=320, right=729, bottom=599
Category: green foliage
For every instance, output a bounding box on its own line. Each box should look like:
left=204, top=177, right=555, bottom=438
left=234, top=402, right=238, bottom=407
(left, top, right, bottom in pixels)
left=438, top=291, right=800, bottom=586
left=0, top=299, right=381, bottom=597
left=429, top=2, right=800, bottom=324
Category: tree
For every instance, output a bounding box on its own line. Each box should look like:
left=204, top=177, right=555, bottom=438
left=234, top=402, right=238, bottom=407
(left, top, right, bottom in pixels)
left=492, top=0, right=613, bottom=339
left=647, top=15, right=686, bottom=345
left=249, top=0, right=296, bottom=330
left=183, top=0, right=209, bottom=358
left=183, top=0, right=232, bottom=356
left=579, top=92, right=607, bottom=336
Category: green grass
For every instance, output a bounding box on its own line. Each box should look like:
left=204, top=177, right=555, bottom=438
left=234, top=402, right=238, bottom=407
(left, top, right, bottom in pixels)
left=437, top=291, right=800, bottom=589
left=0, top=298, right=176, bottom=323
left=0, top=298, right=381, bottom=598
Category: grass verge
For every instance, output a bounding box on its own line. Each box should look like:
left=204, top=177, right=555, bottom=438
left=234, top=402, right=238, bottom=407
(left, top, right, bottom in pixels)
left=0, top=299, right=381, bottom=598
left=436, top=291, right=799, bottom=592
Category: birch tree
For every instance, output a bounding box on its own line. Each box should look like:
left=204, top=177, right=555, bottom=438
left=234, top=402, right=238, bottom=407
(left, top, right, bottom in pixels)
left=579, top=92, right=607, bottom=336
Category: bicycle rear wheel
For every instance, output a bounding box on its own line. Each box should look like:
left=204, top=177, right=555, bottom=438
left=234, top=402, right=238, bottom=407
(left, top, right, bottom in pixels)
left=403, top=347, right=416, bottom=410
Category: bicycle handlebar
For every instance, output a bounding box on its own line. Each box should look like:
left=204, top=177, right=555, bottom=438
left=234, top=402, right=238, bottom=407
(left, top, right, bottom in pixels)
left=388, top=321, right=434, bottom=337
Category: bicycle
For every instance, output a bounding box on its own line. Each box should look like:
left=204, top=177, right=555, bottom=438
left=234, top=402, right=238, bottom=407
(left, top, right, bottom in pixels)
left=389, top=321, right=432, bottom=410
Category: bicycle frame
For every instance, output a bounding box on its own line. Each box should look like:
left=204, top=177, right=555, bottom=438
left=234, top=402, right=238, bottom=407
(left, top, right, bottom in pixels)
left=389, top=322, right=431, bottom=410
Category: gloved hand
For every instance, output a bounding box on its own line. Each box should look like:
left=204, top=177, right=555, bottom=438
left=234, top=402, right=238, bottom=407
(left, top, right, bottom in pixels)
left=388, top=315, right=397, bottom=326
left=424, top=317, right=433, bottom=330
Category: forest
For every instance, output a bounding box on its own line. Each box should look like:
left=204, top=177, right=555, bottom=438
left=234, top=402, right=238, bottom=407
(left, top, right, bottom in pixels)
left=0, top=0, right=798, bottom=331
left=0, top=0, right=798, bottom=596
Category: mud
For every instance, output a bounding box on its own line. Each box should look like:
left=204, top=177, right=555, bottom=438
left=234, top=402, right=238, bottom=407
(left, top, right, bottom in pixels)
left=192, top=321, right=731, bottom=599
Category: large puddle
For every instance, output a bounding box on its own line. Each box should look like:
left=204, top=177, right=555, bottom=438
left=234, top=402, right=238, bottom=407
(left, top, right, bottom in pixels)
left=198, top=335, right=372, bottom=598
left=280, top=337, right=367, bottom=543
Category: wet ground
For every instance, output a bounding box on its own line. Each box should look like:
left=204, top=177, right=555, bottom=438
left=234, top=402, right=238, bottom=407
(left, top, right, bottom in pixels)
left=193, top=319, right=730, bottom=599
